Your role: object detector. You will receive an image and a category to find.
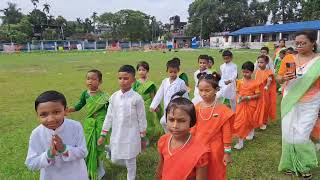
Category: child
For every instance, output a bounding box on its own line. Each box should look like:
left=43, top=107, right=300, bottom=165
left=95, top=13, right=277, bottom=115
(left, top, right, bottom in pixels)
left=192, top=54, right=210, bottom=104
left=98, top=65, right=147, bottom=180
left=150, top=59, right=189, bottom=133
left=207, top=56, right=217, bottom=73
left=274, top=49, right=287, bottom=76
left=25, top=91, right=88, bottom=180
left=255, top=47, right=274, bottom=72
left=156, top=91, right=209, bottom=180
left=133, top=61, right=163, bottom=141
left=234, top=61, right=260, bottom=150
left=286, top=47, right=295, bottom=55
left=254, top=55, right=277, bottom=130
left=218, top=50, right=238, bottom=111
left=191, top=73, right=234, bottom=180
left=67, top=69, right=109, bottom=179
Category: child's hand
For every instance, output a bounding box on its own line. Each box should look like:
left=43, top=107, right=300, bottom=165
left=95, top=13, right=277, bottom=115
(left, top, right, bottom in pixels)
left=223, top=154, right=232, bottom=166
left=150, top=108, right=156, bottom=112
left=283, top=72, right=296, bottom=82
left=224, top=80, right=231, bottom=85
left=264, top=85, right=269, bottom=91
left=97, top=137, right=105, bottom=146
left=53, top=135, right=65, bottom=152
left=50, top=140, right=57, bottom=156
left=237, top=96, right=243, bottom=104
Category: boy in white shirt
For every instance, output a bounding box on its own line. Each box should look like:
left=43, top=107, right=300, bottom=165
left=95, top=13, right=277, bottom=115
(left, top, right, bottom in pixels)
left=25, top=90, right=88, bottom=180
left=98, top=65, right=147, bottom=180
left=192, top=54, right=210, bottom=104
left=219, top=50, right=238, bottom=112
left=150, top=58, right=189, bottom=132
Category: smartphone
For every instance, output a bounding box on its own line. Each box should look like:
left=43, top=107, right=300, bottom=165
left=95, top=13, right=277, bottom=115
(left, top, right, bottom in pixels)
left=286, top=62, right=296, bottom=75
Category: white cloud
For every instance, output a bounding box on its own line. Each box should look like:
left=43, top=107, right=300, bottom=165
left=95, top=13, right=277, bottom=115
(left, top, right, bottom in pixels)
left=0, top=0, right=194, bottom=23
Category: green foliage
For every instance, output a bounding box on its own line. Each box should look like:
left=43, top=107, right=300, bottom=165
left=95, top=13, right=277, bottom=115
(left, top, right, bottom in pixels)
left=0, top=2, right=23, bottom=25
left=302, top=0, right=320, bottom=20
left=268, top=0, right=302, bottom=24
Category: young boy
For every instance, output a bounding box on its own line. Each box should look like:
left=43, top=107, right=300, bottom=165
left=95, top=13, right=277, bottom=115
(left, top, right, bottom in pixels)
left=150, top=59, right=189, bottom=132
left=207, top=56, right=217, bottom=73
left=98, top=65, right=147, bottom=180
left=218, top=50, right=238, bottom=112
left=192, top=54, right=210, bottom=104
left=255, top=47, right=274, bottom=72
left=25, top=91, right=88, bottom=180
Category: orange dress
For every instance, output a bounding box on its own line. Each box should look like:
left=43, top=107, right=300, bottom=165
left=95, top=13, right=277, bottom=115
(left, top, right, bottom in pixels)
left=191, top=104, right=234, bottom=180
left=157, top=134, right=209, bottom=180
left=254, top=69, right=277, bottom=127
left=234, top=79, right=260, bottom=138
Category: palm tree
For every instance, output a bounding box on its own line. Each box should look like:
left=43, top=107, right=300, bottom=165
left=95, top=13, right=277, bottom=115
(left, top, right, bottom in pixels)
left=0, top=2, right=23, bottom=25
left=43, top=3, right=51, bottom=25
left=31, top=0, right=39, bottom=9
left=91, top=12, right=98, bottom=33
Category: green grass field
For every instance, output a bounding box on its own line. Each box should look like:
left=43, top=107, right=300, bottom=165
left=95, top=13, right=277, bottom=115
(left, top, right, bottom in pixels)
left=0, top=49, right=319, bottom=180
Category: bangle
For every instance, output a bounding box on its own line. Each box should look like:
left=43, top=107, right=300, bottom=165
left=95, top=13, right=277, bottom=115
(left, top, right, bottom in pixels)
left=224, top=148, right=232, bottom=154
left=100, top=134, right=107, bottom=138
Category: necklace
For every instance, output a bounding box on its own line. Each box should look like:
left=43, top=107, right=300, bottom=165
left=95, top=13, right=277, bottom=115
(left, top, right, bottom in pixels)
left=296, top=54, right=315, bottom=77
left=168, top=134, right=191, bottom=156
left=199, top=100, right=217, bottom=121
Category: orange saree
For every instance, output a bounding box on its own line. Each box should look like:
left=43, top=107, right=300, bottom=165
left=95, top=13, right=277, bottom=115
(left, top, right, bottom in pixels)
left=191, top=104, right=234, bottom=180
left=234, top=79, right=260, bottom=138
left=254, top=69, right=277, bottom=128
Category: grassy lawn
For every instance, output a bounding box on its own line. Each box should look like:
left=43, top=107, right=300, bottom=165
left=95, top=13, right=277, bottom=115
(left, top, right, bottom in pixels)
left=0, top=49, right=319, bottom=179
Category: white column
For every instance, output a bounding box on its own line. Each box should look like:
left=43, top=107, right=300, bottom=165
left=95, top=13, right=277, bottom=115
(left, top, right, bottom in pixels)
left=317, top=30, right=320, bottom=44
left=239, top=35, right=242, bottom=43
left=279, top=32, right=282, bottom=40
left=54, top=42, right=57, bottom=51
left=68, top=41, right=71, bottom=50
left=94, top=41, right=97, bottom=50
left=27, top=42, right=31, bottom=52
left=106, top=40, right=108, bottom=48
left=139, top=41, right=142, bottom=47
left=41, top=41, right=44, bottom=50
left=249, top=34, right=252, bottom=43
left=260, top=34, right=263, bottom=43
left=82, top=41, right=85, bottom=50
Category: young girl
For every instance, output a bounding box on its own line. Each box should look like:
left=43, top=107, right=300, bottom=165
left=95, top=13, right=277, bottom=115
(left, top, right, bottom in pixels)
left=150, top=59, right=189, bottom=133
left=254, top=55, right=277, bottom=130
left=234, top=61, right=260, bottom=150
left=191, top=72, right=234, bottom=180
left=68, top=69, right=109, bottom=180
left=157, top=91, right=209, bottom=180
left=133, top=61, right=163, bottom=141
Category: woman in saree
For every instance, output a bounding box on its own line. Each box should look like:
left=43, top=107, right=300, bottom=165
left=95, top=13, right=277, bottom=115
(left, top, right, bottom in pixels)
left=68, top=69, right=109, bottom=180
left=277, top=31, right=320, bottom=179
left=133, top=61, right=163, bottom=141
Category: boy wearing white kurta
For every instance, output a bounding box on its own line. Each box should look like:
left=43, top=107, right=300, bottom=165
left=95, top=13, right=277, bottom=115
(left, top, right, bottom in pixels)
left=98, top=65, right=147, bottom=180
left=150, top=59, right=189, bottom=132
left=25, top=91, right=88, bottom=180
left=192, top=55, right=210, bottom=104
left=219, top=50, right=238, bottom=112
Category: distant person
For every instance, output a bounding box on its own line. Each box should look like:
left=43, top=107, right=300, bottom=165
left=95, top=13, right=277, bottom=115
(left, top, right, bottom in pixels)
left=192, top=55, right=210, bottom=104
left=207, top=56, right=217, bottom=73
left=273, top=38, right=286, bottom=60
left=254, top=47, right=274, bottom=72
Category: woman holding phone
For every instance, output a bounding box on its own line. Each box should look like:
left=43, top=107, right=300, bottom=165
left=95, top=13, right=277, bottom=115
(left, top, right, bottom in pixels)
left=277, top=31, right=320, bottom=179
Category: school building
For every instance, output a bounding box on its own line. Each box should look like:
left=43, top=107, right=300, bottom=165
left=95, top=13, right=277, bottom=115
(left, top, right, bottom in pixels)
left=210, top=20, right=320, bottom=50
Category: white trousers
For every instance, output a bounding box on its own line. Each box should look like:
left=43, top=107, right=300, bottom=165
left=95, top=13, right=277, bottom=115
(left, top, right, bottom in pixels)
left=111, top=157, right=137, bottom=180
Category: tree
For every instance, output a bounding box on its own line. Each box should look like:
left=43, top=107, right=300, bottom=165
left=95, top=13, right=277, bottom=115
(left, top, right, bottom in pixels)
left=0, top=2, right=23, bottom=25
left=248, top=0, right=269, bottom=26
left=31, top=0, right=39, bottom=9
left=91, top=12, right=98, bottom=32
left=301, top=0, right=320, bottom=20
left=268, top=0, right=302, bottom=24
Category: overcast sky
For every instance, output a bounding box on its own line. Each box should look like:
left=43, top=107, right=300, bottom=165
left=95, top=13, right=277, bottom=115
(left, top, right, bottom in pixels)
left=0, top=0, right=194, bottom=23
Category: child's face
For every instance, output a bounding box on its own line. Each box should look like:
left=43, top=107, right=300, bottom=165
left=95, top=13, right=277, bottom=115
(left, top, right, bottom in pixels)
left=223, top=56, right=232, bottom=63
left=167, top=108, right=191, bottom=139
left=167, top=67, right=179, bottom=80
left=118, top=72, right=135, bottom=92
left=36, top=101, right=66, bottom=130
left=198, top=59, right=208, bottom=71
left=137, top=66, right=148, bottom=79
left=242, top=69, right=253, bottom=79
left=86, top=72, right=101, bottom=91
left=260, top=50, right=268, bottom=56
left=279, top=53, right=286, bottom=59
left=198, top=80, right=217, bottom=103
left=257, top=58, right=267, bottom=70
left=207, top=60, right=213, bottom=68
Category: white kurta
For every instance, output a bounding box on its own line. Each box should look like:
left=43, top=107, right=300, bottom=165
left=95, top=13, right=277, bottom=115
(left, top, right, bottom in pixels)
left=219, top=62, right=238, bottom=100
left=102, top=89, right=147, bottom=160
left=25, top=119, right=88, bottom=180
left=150, top=77, right=189, bottom=111
left=193, top=69, right=210, bottom=104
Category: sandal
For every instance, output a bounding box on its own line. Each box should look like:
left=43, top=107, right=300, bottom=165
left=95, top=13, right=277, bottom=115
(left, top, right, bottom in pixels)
left=302, top=173, right=312, bottom=180
left=284, top=170, right=293, bottom=176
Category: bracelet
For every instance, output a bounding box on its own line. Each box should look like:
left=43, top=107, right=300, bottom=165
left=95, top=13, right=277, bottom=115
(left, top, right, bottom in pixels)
left=47, top=149, right=55, bottom=159
left=100, top=134, right=107, bottom=138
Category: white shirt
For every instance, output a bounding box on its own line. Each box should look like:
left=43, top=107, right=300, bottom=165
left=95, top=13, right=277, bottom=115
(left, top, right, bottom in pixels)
left=102, top=89, right=147, bottom=159
left=219, top=62, right=238, bottom=100
left=25, top=119, right=88, bottom=180
left=254, top=55, right=275, bottom=73
left=150, top=77, right=189, bottom=111
left=192, top=69, right=210, bottom=104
